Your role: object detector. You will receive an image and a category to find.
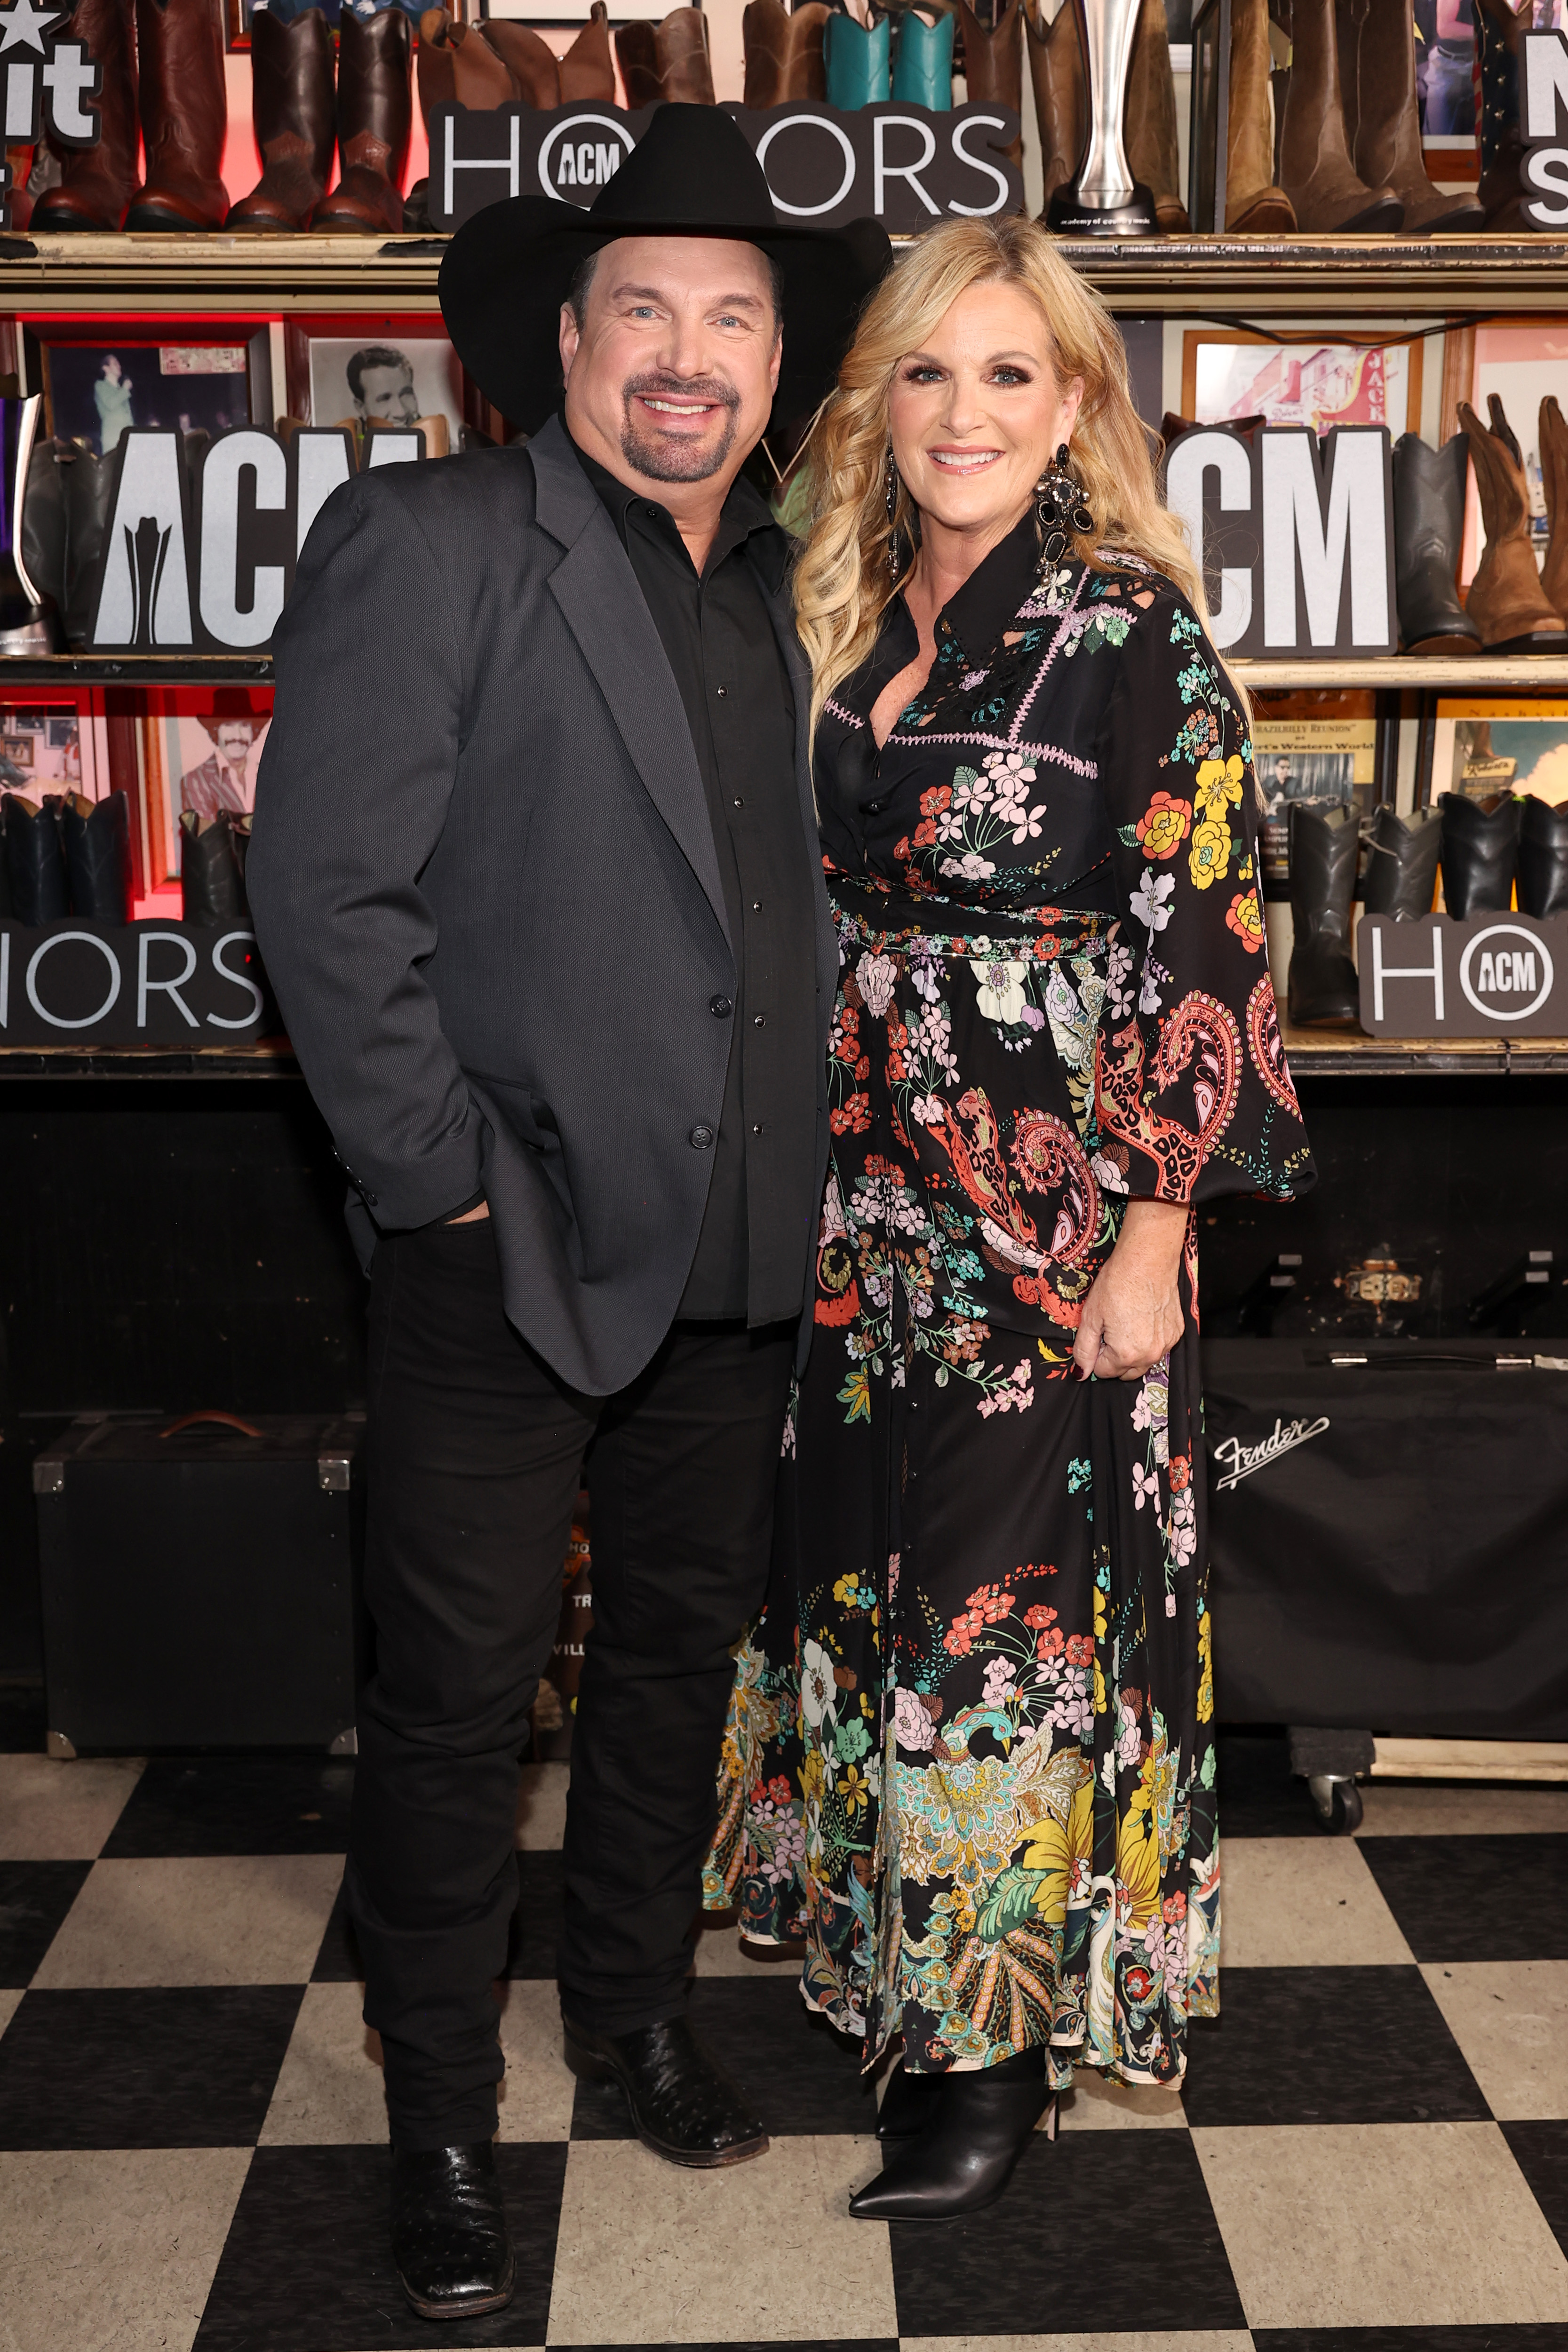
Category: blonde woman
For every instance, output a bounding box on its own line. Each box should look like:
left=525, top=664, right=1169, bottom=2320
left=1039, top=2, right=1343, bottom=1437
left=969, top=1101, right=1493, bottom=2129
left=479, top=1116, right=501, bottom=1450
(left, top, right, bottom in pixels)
left=711, top=215, right=1315, bottom=2221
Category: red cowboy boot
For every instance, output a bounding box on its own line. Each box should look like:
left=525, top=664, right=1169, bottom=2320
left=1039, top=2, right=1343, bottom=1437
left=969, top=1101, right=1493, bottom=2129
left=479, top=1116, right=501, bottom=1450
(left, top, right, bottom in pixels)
left=312, top=7, right=413, bottom=232
left=227, top=8, right=336, bottom=230
left=30, top=0, right=139, bottom=231
left=127, top=0, right=230, bottom=230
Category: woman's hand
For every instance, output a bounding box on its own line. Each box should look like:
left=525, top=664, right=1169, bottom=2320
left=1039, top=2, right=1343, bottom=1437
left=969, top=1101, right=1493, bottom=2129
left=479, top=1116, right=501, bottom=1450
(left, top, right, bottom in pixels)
left=1071, top=1199, right=1189, bottom=1382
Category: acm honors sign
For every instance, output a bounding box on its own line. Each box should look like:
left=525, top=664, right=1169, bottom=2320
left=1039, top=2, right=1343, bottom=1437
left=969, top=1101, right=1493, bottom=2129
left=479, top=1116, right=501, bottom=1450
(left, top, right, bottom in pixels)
left=1359, top=913, right=1568, bottom=1037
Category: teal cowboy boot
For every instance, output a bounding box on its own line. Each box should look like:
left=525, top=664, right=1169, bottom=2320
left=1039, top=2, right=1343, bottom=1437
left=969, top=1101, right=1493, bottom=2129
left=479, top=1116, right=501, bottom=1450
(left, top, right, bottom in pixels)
left=824, top=10, right=891, bottom=104
left=891, top=4, right=954, bottom=105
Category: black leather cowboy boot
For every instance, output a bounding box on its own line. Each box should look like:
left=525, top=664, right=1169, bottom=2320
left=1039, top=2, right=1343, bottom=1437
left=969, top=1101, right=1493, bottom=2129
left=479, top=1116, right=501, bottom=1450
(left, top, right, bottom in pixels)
left=1361, top=803, right=1442, bottom=921
left=1440, top=789, right=1521, bottom=917
left=1392, top=434, right=1481, bottom=655
left=62, top=790, right=132, bottom=921
left=3, top=792, right=69, bottom=924
left=1287, top=802, right=1361, bottom=1027
left=563, top=2015, right=767, bottom=2166
left=226, top=8, right=336, bottom=231
left=849, top=2045, right=1054, bottom=2220
left=1517, top=794, right=1568, bottom=917
left=311, top=8, right=413, bottom=232
left=877, top=2055, right=944, bottom=2139
left=180, top=810, right=248, bottom=925
left=56, top=441, right=115, bottom=648
left=391, top=2141, right=514, bottom=2321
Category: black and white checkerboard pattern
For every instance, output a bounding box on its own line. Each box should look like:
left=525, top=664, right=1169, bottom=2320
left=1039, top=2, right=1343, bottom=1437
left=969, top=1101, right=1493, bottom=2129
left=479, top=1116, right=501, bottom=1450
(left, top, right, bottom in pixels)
left=4, top=1721, right=1568, bottom=2352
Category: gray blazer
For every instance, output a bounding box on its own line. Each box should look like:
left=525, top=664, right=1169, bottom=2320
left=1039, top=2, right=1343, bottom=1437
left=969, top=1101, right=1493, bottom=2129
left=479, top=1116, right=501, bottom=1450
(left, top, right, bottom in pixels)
left=246, top=416, right=836, bottom=1398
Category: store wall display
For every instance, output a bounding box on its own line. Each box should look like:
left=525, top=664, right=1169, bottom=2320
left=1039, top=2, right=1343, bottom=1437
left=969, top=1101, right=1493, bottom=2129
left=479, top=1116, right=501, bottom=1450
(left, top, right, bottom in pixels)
left=424, top=95, right=1024, bottom=229
left=1359, top=907, right=1568, bottom=1033
left=1161, top=423, right=1397, bottom=657
left=0, top=918, right=272, bottom=1042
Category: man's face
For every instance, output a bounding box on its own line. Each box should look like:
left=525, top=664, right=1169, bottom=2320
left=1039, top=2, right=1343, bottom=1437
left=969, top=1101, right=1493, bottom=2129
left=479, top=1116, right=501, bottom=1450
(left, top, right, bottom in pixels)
left=215, top=722, right=255, bottom=769
left=559, top=235, right=781, bottom=489
left=356, top=364, right=419, bottom=424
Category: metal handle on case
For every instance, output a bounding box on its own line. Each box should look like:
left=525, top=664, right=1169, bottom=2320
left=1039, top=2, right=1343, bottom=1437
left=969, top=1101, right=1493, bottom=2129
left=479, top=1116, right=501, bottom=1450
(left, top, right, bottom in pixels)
left=159, top=1411, right=265, bottom=1439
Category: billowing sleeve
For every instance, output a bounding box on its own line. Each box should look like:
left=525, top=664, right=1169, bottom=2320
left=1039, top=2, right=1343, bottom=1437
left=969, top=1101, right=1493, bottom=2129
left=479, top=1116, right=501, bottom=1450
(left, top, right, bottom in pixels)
left=1089, top=586, right=1316, bottom=1206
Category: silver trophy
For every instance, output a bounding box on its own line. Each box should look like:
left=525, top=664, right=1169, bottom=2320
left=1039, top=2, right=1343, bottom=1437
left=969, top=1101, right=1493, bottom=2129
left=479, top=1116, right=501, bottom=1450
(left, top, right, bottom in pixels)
left=1046, top=0, right=1157, bottom=234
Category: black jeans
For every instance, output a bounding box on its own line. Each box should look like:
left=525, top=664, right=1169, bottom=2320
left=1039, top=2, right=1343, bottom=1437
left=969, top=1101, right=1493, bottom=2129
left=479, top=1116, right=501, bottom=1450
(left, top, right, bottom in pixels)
left=350, top=1217, right=795, bottom=2149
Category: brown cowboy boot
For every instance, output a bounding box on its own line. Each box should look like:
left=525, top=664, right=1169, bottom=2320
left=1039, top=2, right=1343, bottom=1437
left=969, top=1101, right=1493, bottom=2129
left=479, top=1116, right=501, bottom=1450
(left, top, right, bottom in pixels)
left=1278, top=0, right=1401, bottom=230
left=1539, top=396, right=1568, bottom=621
left=1224, top=0, right=1295, bottom=229
left=474, top=20, right=563, bottom=106
left=228, top=8, right=334, bottom=229
left=127, top=0, right=230, bottom=230
left=743, top=0, right=829, bottom=104
left=616, top=6, right=716, bottom=103
left=1338, top=0, right=1483, bottom=230
left=1459, top=397, right=1566, bottom=649
left=955, top=0, right=1021, bottom=159
left=312, top=8, right=413, bottom=232
left=561, top=2, right=617, bottom=99
left=1125, top=0, right=1187, bottom=229
left=30, top=0, right=139, bottom=230
left=1023, top=0, right=1083, bottom=215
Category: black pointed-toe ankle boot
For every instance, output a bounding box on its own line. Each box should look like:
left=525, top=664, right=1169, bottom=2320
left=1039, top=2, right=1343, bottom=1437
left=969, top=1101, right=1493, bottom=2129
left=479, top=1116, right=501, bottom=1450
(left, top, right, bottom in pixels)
left=1392, top=434, right=1481, bottom=655
left=848, top=2046, right=1054, bottom=2221
left=1440, top=789, right=1521, bottom=918
left=391, top=2141, right=514, bottom=2321
left=877, top=2057, right=945, bottom=2140
left=1361, top=803, right=1442, bottom=922
left=1287, top=801, right=1362, bottom=1028
left=62, top=790, right=133, bottom=922
left=3, top=791, right=69, bottom=924
left=1517, top=794, right=1568, bottom=918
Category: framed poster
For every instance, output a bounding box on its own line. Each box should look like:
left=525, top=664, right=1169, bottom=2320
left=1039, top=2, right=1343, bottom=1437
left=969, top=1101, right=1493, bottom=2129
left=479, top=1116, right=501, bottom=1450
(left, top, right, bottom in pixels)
left=305, top=335, right=464, bottom=436
left=1457, top=320, right=1568, bottom=586
left=1427, top=698, right=1568, bottom=808
left=138, top=687, right=273, bottom=889
left=1250, top=687, right=1382, bottom=897
left=37, top=331, right=270, bottom=456
left=1182, top=331, right=1420, bottom=440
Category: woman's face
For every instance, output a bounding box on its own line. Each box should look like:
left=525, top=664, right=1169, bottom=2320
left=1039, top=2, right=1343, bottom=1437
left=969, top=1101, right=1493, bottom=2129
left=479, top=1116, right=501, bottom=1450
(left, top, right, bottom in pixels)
left=886, top=280, right=1083, bottom=544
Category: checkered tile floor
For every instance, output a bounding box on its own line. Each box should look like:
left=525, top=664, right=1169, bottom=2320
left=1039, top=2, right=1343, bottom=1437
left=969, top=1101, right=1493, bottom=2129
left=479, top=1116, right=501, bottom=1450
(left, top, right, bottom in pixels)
left=4, top=1729, right=1568, bottom=2352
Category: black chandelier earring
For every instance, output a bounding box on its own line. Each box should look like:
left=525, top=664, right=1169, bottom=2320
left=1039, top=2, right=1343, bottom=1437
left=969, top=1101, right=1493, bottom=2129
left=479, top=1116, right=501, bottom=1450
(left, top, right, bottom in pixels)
left=885, top=445, right=903, bottom=582
left=1033, top=441, right=1094, bottom=574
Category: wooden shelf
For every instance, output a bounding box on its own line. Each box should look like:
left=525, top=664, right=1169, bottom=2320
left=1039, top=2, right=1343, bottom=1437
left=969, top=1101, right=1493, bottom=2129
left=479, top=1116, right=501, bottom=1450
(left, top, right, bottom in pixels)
left=1281, top=1019, right=1568, bottom=1073
left=0, top=1043, right=298, bottom=1076
left=0, top=655, right=275, bottom=685
left=1238, top=656, right=1568, bottom=689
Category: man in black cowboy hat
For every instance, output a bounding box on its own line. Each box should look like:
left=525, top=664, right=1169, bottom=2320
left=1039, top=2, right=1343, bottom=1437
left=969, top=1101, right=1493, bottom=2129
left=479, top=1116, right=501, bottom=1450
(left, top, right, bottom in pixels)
left=247, top=104, right=886, bottom=2320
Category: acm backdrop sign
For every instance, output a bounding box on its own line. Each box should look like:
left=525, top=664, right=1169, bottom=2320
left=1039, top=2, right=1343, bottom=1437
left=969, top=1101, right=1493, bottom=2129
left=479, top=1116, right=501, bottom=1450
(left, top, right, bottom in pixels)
left=426, top=98, right=1024, bottom=233
left=1359, top=913, right=1568, bottom=1037
left=0, top=922, right=275, bottom=1046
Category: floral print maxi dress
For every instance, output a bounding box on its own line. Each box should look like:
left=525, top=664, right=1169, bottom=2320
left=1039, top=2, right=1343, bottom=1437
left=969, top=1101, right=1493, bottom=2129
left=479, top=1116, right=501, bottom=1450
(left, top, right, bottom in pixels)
left=708, top=517, right=1315, bottom=2086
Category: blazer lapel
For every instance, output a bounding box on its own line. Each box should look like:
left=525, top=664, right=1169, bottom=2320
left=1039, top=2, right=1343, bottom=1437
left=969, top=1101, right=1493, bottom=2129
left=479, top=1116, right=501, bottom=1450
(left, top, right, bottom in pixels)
left=530, top=421, right=730, bottom=946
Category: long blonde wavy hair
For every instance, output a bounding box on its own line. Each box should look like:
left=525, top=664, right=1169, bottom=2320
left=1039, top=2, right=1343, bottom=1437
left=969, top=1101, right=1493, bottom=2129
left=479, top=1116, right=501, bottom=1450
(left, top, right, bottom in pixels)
left=794, top=215, right=1213, bottom=743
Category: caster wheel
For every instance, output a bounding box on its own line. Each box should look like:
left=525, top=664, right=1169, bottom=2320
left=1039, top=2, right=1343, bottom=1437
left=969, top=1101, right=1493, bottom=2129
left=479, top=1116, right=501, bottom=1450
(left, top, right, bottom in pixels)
left=1306, top=1773, right=1362, bottom=1834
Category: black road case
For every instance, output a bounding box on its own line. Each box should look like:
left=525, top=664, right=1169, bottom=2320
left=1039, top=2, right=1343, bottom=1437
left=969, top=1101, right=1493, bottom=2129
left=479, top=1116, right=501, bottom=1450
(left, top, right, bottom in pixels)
left=36, top=1411, right=364, bottom=1753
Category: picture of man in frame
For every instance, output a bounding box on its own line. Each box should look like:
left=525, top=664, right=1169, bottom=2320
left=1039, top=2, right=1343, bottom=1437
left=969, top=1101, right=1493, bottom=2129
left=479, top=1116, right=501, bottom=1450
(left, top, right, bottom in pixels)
left=180, top=689, right=266, bottom=819
left=348, top=344, right=421, bottom=427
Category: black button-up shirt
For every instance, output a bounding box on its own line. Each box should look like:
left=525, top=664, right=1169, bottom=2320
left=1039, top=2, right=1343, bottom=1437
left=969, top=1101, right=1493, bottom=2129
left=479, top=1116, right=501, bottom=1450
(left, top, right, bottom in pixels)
left=571, top=434, right=820, bottom=1326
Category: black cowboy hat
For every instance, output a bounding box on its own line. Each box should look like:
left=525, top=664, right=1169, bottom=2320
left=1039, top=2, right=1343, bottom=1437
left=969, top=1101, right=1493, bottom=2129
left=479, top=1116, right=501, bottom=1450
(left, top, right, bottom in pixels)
left=438, top=103, right=891, bottom=437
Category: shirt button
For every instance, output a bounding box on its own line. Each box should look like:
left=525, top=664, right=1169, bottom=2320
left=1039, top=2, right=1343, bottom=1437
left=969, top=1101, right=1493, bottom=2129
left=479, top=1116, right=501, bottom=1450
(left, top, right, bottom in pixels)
left=867, top=799, right=884, bottom=813
left=751, top=899, right=763, bottom=912
left=709, top=994, right=733, bottom=1017
left=732, top=795, right=744, bottom=809
left=753, top=1014, right=766, bottom=1027
left=644, top=504, right=659, bottom=518
left=751, top=1121, right=765, bottom=1135
left=689, top=1124, right=715, bottom=1150
left=716, top=686, right=728, bottom=699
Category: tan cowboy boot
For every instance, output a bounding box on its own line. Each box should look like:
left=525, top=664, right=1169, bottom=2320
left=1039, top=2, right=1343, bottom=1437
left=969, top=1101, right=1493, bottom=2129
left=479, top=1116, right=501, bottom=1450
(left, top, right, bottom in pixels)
left=743, top=0, right=829, bottom=102
left=1338, top=0, right=1483, bottom=230
left=956, top=0, right=1021, bottom=160
left=1126, top=0, right=1188, bottom=230
left=1023, top=0, right=1084, bottom=215
left=1278, top=0, right=1401, bottom=230
left=1459, top=397, right=1566, bottom=649
left=561, top=0, right=617, bottom=98
left=616, top=6, right=716, bottom=104
left=478, top=21, right=564, bottom=106
left=1224, top=0, right=1295, bottom=230
left=1539, top=396, right=1568, bottom=621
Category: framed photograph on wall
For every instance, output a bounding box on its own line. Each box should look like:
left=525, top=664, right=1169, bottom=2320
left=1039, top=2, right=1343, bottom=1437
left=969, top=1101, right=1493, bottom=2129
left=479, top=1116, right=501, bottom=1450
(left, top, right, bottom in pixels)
left=1181, top=330, right=1421, bottom=439
left=138, top=687, right=273, bottom=890
left=34, top=328, right=271, bottom=456
left=1426, top=698, right=1568, bottom=809
left=1456, top=320, right=1568, bottom=586
left=304, top=334, right=465, bottom=436
left=1250, top=687, right=1384, bottom=896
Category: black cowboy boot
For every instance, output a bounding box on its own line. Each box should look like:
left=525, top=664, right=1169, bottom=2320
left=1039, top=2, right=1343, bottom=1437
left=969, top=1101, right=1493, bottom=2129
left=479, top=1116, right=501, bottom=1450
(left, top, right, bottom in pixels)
left=179, top=810, right=248, bottom=925
left=3, top=792, right=69, bottom=924
left=1287, top=802, right=1361, bottom=1028
left=1440, top=790, right=1520, bottom=918
left=0, top=400, right=62, bottom=653
left=391, top=2142, right=514, bottom=2321
left=311, top=8, right=413, bottom=232
left=877, top=2056, right=945, bottom=2139
left=849, top=2046, right=1054, bottom=2220
left=56, top=441, right=115, bottom=648
left=563, top=2015, right=767, bottom=2166
left=21, top=434, right=67, bottom=618
left=1361, top=804, right=1441, bottom=922
left=1516, top=795, right=1568, bottom=918
left=61, top=791, right=132, bottom=922
left=226, top=7, right=335, bottom=230
left=1392, top=434, right=1480, bottom=655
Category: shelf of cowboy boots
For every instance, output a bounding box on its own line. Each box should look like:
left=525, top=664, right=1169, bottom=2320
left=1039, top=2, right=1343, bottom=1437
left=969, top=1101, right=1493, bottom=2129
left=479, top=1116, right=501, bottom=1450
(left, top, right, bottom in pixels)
left=1276, top=1017, right=1568, bottom=1074
left=1236, top=657, right=1568, bottom=687
left=0, top=1042, right=299, bottom=1077
left=5, top=231, right=1568, bottom=318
